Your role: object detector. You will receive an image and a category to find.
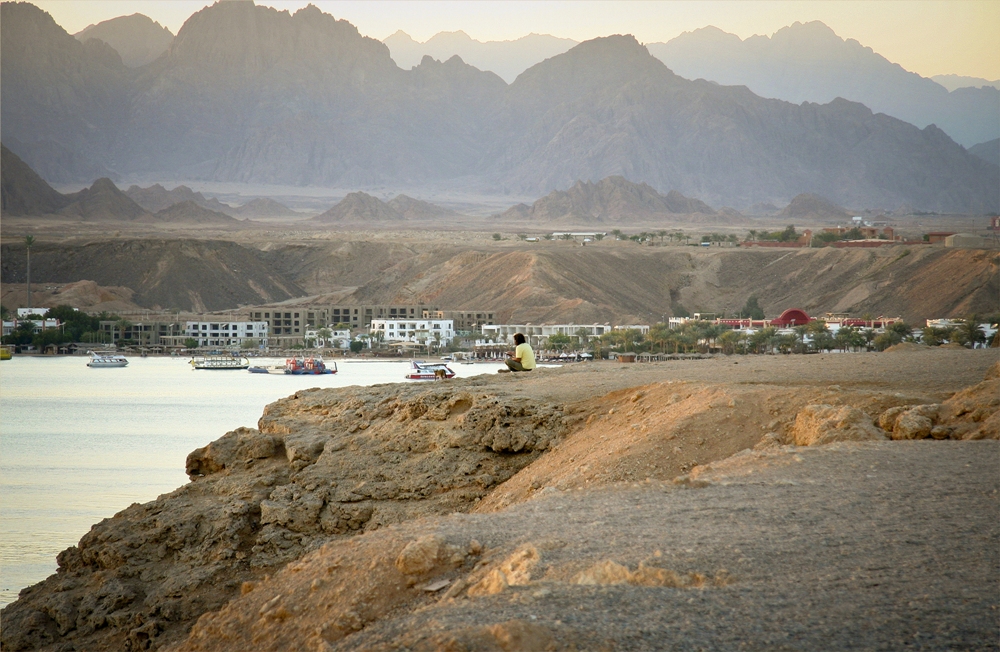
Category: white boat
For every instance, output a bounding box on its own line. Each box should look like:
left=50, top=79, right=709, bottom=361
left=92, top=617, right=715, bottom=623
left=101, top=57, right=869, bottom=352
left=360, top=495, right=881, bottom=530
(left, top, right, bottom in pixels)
left=405, top=360, right=455, bottom=380
left=87, top=351, right=128, bottom=368
left=190, top=354, right=250, bottom=370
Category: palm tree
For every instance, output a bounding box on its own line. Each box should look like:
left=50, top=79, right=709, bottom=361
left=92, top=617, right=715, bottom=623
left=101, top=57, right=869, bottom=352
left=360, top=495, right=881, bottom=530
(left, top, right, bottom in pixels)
left=747, top=229, right=757, bottom=242
left=24, top=235, right=35, bottom=313
left=658, top=230, right=668, bottom=245
left=317, top=327, right=333, bottom=347
left=116, top=318, right=132, bottom=348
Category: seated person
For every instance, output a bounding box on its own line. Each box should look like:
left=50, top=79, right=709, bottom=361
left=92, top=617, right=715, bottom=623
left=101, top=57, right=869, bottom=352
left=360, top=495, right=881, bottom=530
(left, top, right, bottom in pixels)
left=505, top=333, right=536, bottom=372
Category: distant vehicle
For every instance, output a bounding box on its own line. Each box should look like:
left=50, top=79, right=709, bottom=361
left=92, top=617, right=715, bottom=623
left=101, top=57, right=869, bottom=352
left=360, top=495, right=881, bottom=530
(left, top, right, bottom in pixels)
left=87, top=351, right=128, bottom=368
left=700, top=242, right=711, bottom=247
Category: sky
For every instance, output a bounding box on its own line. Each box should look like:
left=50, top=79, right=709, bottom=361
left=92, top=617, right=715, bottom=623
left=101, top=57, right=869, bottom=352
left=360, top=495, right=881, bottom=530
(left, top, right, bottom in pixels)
left=34, top=0, right=1000, bottom=80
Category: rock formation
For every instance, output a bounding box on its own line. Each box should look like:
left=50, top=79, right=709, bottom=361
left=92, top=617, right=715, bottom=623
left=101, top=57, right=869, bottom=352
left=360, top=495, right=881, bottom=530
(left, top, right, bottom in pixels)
left=2, top=351, right=997, bottom=651
left=149, top=201, right=238, bottom=225
left=312, top=192, right=457, bottom=223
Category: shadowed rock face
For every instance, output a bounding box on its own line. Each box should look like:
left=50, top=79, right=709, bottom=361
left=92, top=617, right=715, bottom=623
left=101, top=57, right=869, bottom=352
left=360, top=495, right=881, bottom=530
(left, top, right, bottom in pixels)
left=3, top=4, right=997, bottom=212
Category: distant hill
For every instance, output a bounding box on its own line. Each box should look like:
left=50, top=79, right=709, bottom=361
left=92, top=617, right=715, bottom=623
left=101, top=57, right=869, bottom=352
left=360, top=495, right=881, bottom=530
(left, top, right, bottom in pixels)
left=386, top=194, right=460, bottom=220
left=126, top=184, right=233, bottom=214
left=59, top=178, right=149, bottom=221
left=647, top=21, right=999, bottom=148
left=313, top=192, right=402, bottom=223
left=149, top=200, right=238, bottom=224
left=779, top=193, right=850, bottom=220
left=234, top=198, right=298, bottom=218
left=495, top=176, right=734, bottom=224
left=313, top=192, right=457, bottom=223
left=384, top=30, right=577, bottom=83
left=968, top=139, right=1000, bottom=169
left=932, top=75, right=1000, bottom=92
left=75, top=13, right=173, bottom=68
left=0, top=144, right=70, bottom=215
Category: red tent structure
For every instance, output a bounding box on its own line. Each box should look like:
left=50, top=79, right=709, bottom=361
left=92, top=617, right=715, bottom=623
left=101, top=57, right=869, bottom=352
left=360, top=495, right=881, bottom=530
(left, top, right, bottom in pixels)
left=769, top=308, right=812, bottom=327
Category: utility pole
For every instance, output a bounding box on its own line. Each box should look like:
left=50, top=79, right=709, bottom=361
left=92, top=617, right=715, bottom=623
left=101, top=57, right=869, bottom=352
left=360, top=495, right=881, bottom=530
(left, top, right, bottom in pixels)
left=25, top=235, right=35, bottom=313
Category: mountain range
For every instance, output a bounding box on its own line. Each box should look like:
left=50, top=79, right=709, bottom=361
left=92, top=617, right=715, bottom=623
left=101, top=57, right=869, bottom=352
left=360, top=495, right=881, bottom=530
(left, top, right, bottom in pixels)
left=2, top=2, right=997, bottom=214
left=647, top=22, right=998, bottom=148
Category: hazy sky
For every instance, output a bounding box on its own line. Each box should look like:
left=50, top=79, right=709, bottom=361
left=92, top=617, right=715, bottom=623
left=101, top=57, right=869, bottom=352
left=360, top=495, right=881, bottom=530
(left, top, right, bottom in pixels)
left=35, top=0, right=1000, bottom=80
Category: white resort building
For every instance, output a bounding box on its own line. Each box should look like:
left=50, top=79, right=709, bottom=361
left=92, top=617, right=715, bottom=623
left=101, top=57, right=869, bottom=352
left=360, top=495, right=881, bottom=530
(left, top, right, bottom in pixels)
left=370, top=318, right=455, bottom=347
left=184, top=321, right=269, bottom=348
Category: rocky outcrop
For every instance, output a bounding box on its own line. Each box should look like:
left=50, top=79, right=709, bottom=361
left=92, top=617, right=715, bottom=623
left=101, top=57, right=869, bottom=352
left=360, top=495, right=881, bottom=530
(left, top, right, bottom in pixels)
left=75, top=13, right=174, bottom=68
left=791, top=404, right=886, bottom=446
left=0, top=382, right=572, bottom=652
left=876, top=361, right=1000, bottom=441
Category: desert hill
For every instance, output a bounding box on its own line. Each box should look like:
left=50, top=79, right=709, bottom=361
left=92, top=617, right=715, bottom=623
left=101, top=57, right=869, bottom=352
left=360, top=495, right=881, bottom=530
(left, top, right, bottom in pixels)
left=234, top=197, right=297, bottom=218
left=59, top=178, right=150, bottom=221
left=0, top=144, right=70, bottom=215
left=313, top=192, right=457, bottom=222
left=384, top=30, right=577, bottom=83
left=75, top=13, right=173, bottom=68
left=1, top=350, right=995, bottom=651
left=932, top=74, right=1000, bottom=92
left=125, top=184, right=233, bottom=214
left=779, top=193, right=851, bottom=219
left=150, top=201, right=239, bottom=225
left=387, top=194, right=460, bottom=220
left=2, top=3, right=997, bottom=213
left=647, top=21, right=999, bottom=148
left=496, top=176, right=724, bottom=224
left=0, top=238, right=303, bottom=312
left=3, top=236, right=995, bottom=324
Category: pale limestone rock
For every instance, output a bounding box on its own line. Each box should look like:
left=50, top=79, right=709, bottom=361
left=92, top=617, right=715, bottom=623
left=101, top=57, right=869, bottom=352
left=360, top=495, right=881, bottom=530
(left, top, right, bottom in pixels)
left=878, top=405, right=909, bottom=432
left=573, top=560, right=632, bottom=585
left=892, top=412, right=933, bottom=440
left=792, top=405, right=886, bottom=446
left=395, top=535, right=445, bottom=575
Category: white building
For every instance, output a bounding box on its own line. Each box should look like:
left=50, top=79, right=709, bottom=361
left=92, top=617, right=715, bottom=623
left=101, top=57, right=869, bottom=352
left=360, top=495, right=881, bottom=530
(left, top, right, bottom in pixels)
left=304, top=327, right=353, bottom=349
left=614, top=324, right=650, bottom=335
left=481, top=323, right=612, bottom=347
left=370, top=319, right=455, bottom=346
left=3, top=318, right=61, bottom=336
left=184, top=321, right=269, bottom=348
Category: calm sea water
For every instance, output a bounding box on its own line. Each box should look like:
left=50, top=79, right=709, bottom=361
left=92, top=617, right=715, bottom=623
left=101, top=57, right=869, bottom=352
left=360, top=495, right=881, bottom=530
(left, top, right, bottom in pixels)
left=0, top=355, right=502, bottom=607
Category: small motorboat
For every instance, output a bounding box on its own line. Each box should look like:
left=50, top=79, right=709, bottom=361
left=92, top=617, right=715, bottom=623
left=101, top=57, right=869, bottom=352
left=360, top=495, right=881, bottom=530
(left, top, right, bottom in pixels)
left=190, top=354, right=250, bottom=370
left=87, top=351, right=128, bottom=368
left=405, top=360, right=455, bottom=380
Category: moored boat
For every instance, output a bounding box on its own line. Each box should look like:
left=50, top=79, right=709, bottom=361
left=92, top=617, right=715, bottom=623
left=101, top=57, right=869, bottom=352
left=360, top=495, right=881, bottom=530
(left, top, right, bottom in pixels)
left=284, top=357, right=336, bottom=375
left=405, top=360, right=455, bottom=380
left=190, top=354, right=250, bottom=370
left=87, top=351, right=128, bottom=368
left=248, top=357, right=337, bottom=375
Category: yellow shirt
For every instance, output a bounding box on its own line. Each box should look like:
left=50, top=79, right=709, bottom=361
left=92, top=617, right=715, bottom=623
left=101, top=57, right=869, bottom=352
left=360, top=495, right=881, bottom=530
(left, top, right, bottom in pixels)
left=515, top=342, right=536, bottom=370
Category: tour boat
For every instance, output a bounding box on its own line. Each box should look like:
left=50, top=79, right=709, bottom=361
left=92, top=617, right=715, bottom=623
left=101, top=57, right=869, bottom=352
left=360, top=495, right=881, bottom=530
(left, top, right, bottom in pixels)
left=190, top=354, right=250, bottom=370
left=405, top=360, right=455, bottom=380
left=248, top=357, right=336, bottom=375
left=87, top=351, right=128, bottom=368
